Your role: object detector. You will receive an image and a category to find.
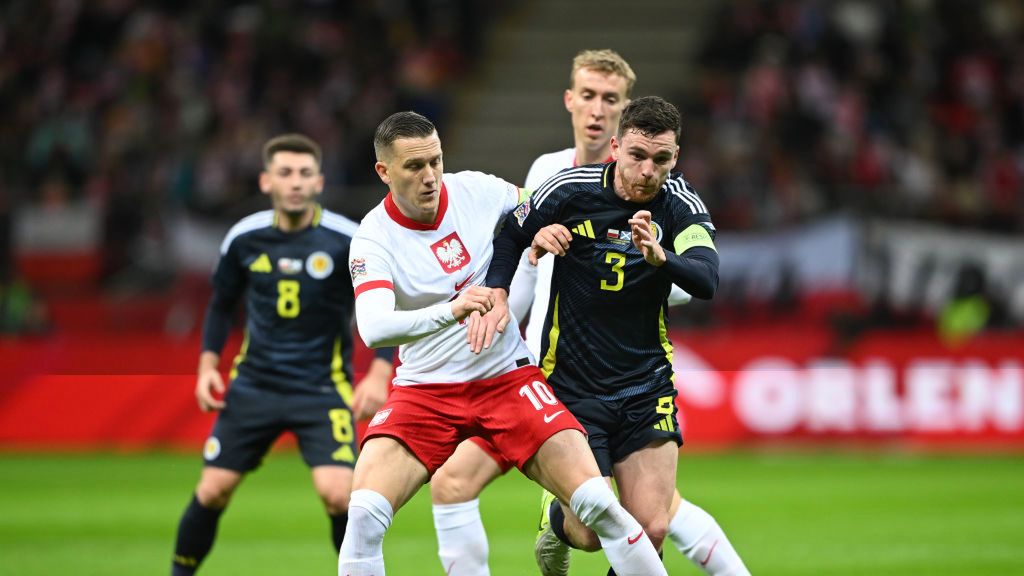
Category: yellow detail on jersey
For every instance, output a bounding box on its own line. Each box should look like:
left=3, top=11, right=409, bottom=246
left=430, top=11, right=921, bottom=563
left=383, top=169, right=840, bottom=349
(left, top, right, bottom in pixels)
left=659, top=309, right=675, bottom=384
left=540, top=294, right=561, bottom=378
left=600, top=252, right=626, bottom=291
left=329, top=408, right=355, bottom=463
left=653, top=417, right=676, bottom=432
left=602, top=163, right=612, bottom=188
left=518, top=187, right=533, bottom=204
left=332, top=444, right=355, bottom=463
left=229, top=330, right=250, bottom=381
left=331, top=337, right=354, bottom=406
left=572, top=220, right=596, bottom=239
left=249, top=253, right=272, bottom=273
left=673, top=224, right=716, bottom=254
left=276, top=279, right=301, bottom=318
left=654, top=396, right=676, bottom=432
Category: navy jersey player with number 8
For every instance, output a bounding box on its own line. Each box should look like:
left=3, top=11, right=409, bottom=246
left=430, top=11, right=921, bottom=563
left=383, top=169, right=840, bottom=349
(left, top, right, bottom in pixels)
left=170, top=134, right=394, bottom=576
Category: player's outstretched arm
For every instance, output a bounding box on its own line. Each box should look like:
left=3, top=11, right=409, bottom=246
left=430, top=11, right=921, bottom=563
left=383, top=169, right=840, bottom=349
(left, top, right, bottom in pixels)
left=195, top=351, right=226, bottom=412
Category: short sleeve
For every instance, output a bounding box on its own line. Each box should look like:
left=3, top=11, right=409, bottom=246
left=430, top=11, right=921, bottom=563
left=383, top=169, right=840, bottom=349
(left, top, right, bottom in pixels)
left=349, top=234, right=395, bottom=298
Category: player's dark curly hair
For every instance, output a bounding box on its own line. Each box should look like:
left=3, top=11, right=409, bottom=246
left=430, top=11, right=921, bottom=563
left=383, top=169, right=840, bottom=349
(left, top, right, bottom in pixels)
left=617, top=96, right=681, bottom=141
left=263, top=133, right=322, bottom=167
left=374, top=111, right=437, bottom=160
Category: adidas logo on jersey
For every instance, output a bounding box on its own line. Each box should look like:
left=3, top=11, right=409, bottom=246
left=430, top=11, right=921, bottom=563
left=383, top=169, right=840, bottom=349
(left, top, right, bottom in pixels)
left=249, top=253, right=272, bottom=273
left=571, top=220, right=596, bottom=239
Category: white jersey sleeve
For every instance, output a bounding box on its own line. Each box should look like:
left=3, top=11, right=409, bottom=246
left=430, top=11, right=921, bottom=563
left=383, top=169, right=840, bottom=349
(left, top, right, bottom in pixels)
left=349, top=235, right=456, bottom=347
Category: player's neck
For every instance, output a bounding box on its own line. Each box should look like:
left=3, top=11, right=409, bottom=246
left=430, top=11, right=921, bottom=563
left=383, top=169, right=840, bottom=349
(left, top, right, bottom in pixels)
left=575, top=145, right=612, bottom=167
left=276, top=205, right=316, bottom=232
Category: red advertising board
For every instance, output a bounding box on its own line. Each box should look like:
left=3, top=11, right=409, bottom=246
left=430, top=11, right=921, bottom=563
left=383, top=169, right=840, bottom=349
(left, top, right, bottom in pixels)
left=673, top=328, right=1024, bottom=448
left=1, top=328, right=1021, bottom=450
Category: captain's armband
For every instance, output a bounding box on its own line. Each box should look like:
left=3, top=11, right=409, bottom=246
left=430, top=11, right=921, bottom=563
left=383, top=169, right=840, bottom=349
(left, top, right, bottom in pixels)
left=673, top=224, right=716, bottom=254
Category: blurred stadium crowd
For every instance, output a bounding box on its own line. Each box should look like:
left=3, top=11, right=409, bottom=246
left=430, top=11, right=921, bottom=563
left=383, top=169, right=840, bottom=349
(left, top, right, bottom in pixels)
left=681, top=0, right=1024, bottom=232
left=1, top=0, right=1022, bottom=334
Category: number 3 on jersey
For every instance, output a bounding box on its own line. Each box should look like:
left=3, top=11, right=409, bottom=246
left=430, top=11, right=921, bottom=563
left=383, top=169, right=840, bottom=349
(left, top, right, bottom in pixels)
left=277, top=279, right=300, bottom=318
left=601, top=251, right=626, bottom=291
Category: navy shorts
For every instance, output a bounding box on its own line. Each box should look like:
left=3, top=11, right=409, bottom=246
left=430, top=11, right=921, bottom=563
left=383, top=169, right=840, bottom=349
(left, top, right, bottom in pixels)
left=202, top=376, right=356, bottom=472
left=564, top=386, right=682, bottom=477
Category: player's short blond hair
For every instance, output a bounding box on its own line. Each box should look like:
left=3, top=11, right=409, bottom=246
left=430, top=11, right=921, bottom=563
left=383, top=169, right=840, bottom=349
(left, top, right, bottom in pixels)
left=570, top=49, right=637, bottom=96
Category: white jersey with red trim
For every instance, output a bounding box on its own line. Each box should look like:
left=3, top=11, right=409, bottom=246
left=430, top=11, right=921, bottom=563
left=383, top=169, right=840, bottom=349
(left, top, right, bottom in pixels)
left=349, top=170, right=533, bottom=386
left=517, top=148, right=575, bottom=358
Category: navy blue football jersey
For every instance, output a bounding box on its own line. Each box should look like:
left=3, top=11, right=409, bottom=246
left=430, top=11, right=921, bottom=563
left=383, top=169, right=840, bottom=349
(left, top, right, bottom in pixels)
left=208, top=206, right=360, bottom=398
left=501, top=162, right=716, bottom=402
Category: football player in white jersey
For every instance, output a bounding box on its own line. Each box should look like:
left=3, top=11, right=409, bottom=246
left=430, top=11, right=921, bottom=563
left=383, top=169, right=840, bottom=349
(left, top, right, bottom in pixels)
left=338, top=111, right=668, bottom=576
left=429, top=50, right=750, bottom=576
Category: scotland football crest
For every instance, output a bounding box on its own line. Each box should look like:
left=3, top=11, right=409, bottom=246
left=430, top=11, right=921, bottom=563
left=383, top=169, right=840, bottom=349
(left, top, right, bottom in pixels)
left=306, top=251, right=334, bottom=279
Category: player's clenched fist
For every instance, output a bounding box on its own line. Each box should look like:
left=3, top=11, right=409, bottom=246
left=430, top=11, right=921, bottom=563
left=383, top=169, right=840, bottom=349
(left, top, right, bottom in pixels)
left=451, top=285, right=494, bottom=320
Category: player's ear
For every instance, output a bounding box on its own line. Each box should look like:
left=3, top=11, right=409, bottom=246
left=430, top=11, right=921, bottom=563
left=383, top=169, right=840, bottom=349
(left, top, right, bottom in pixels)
left=564, top=89, right=574, bottom=113
left=374, top=161, right=391, bottom=185
left=314, top=173, right=325, bottom=196
left=258, top=170, right=272, bottom=195
left=610, top=136, right=620, bottom=160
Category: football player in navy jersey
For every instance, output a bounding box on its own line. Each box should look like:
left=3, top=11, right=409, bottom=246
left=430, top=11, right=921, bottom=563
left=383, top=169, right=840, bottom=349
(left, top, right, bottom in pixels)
left=170, top=134, right=393, bottom=575
left=479, top=96, right=747, bottom=576
left=431, top=51, right=750, bottom=576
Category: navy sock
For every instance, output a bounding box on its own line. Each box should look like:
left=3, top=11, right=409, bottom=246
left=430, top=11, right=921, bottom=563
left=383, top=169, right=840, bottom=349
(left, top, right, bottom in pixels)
left=329, top=512, right=348, bottom=552
left=549, top=498, right=575, bottom=548
left=171, top=495, right=224, bottom=575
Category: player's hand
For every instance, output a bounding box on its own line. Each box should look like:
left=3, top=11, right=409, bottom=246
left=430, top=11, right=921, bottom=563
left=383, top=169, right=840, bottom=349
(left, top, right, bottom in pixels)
left=195, top=368, right=226, bottom=412
left=451, top=285, right=494, bottom=321
left=529, top=224, right=572, bottom=265
left=628, top=210, right=666, bottom=266
left=352, top=359, right=392, bottom=421
left=466, top=289, right=510, bottom=354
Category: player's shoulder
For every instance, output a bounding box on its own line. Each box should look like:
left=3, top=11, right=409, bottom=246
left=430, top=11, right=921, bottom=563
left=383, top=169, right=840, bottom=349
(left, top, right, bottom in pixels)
left=350, top=203, right=391, bottom=248
left=319, top=208, right=360, bottom=239
left=527, top=148, right=575, bottom=175
left=661, top=172, right=709, bottom=216
left=443, top=169, right=513, bottom=190
left=444, top=170, right=519, bottom=207
left=532, top=163, right=605, bottom=207
left=220, top=210, right=274, bottom=254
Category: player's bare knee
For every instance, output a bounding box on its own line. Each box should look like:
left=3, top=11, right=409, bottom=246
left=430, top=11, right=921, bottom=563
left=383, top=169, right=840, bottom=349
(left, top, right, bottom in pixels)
left=194, top=479, right=235, bottom=509
left=430, top=468, right=477, bottom=504
left=319, top=488, right=351, bottom=515
left=639, top=515, right=669, bottom=550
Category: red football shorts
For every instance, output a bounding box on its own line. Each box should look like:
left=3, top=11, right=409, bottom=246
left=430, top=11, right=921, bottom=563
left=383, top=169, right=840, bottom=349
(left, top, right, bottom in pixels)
left=468, top=436, right=513, bottom=473
left=362, top=366, right=585, bottom=475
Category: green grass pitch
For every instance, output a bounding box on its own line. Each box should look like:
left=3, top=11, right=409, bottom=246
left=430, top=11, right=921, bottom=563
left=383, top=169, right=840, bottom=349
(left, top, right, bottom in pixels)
left=1, top=450, right=1022, bottom=575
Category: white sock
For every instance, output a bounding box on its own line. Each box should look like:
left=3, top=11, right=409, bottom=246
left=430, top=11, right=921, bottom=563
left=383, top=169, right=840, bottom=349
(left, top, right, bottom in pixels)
left=338, top=489, right=392, bottom=576
left=433, top=499, right=490, bottom=576
left=668, top=498, right=750, bottom=576
left=569, top=477, right=667, bottom=576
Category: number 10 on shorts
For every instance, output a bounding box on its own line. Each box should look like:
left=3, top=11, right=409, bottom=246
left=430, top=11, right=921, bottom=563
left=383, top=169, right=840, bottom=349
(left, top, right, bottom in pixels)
left=519, top=380, right=559, bottom=410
